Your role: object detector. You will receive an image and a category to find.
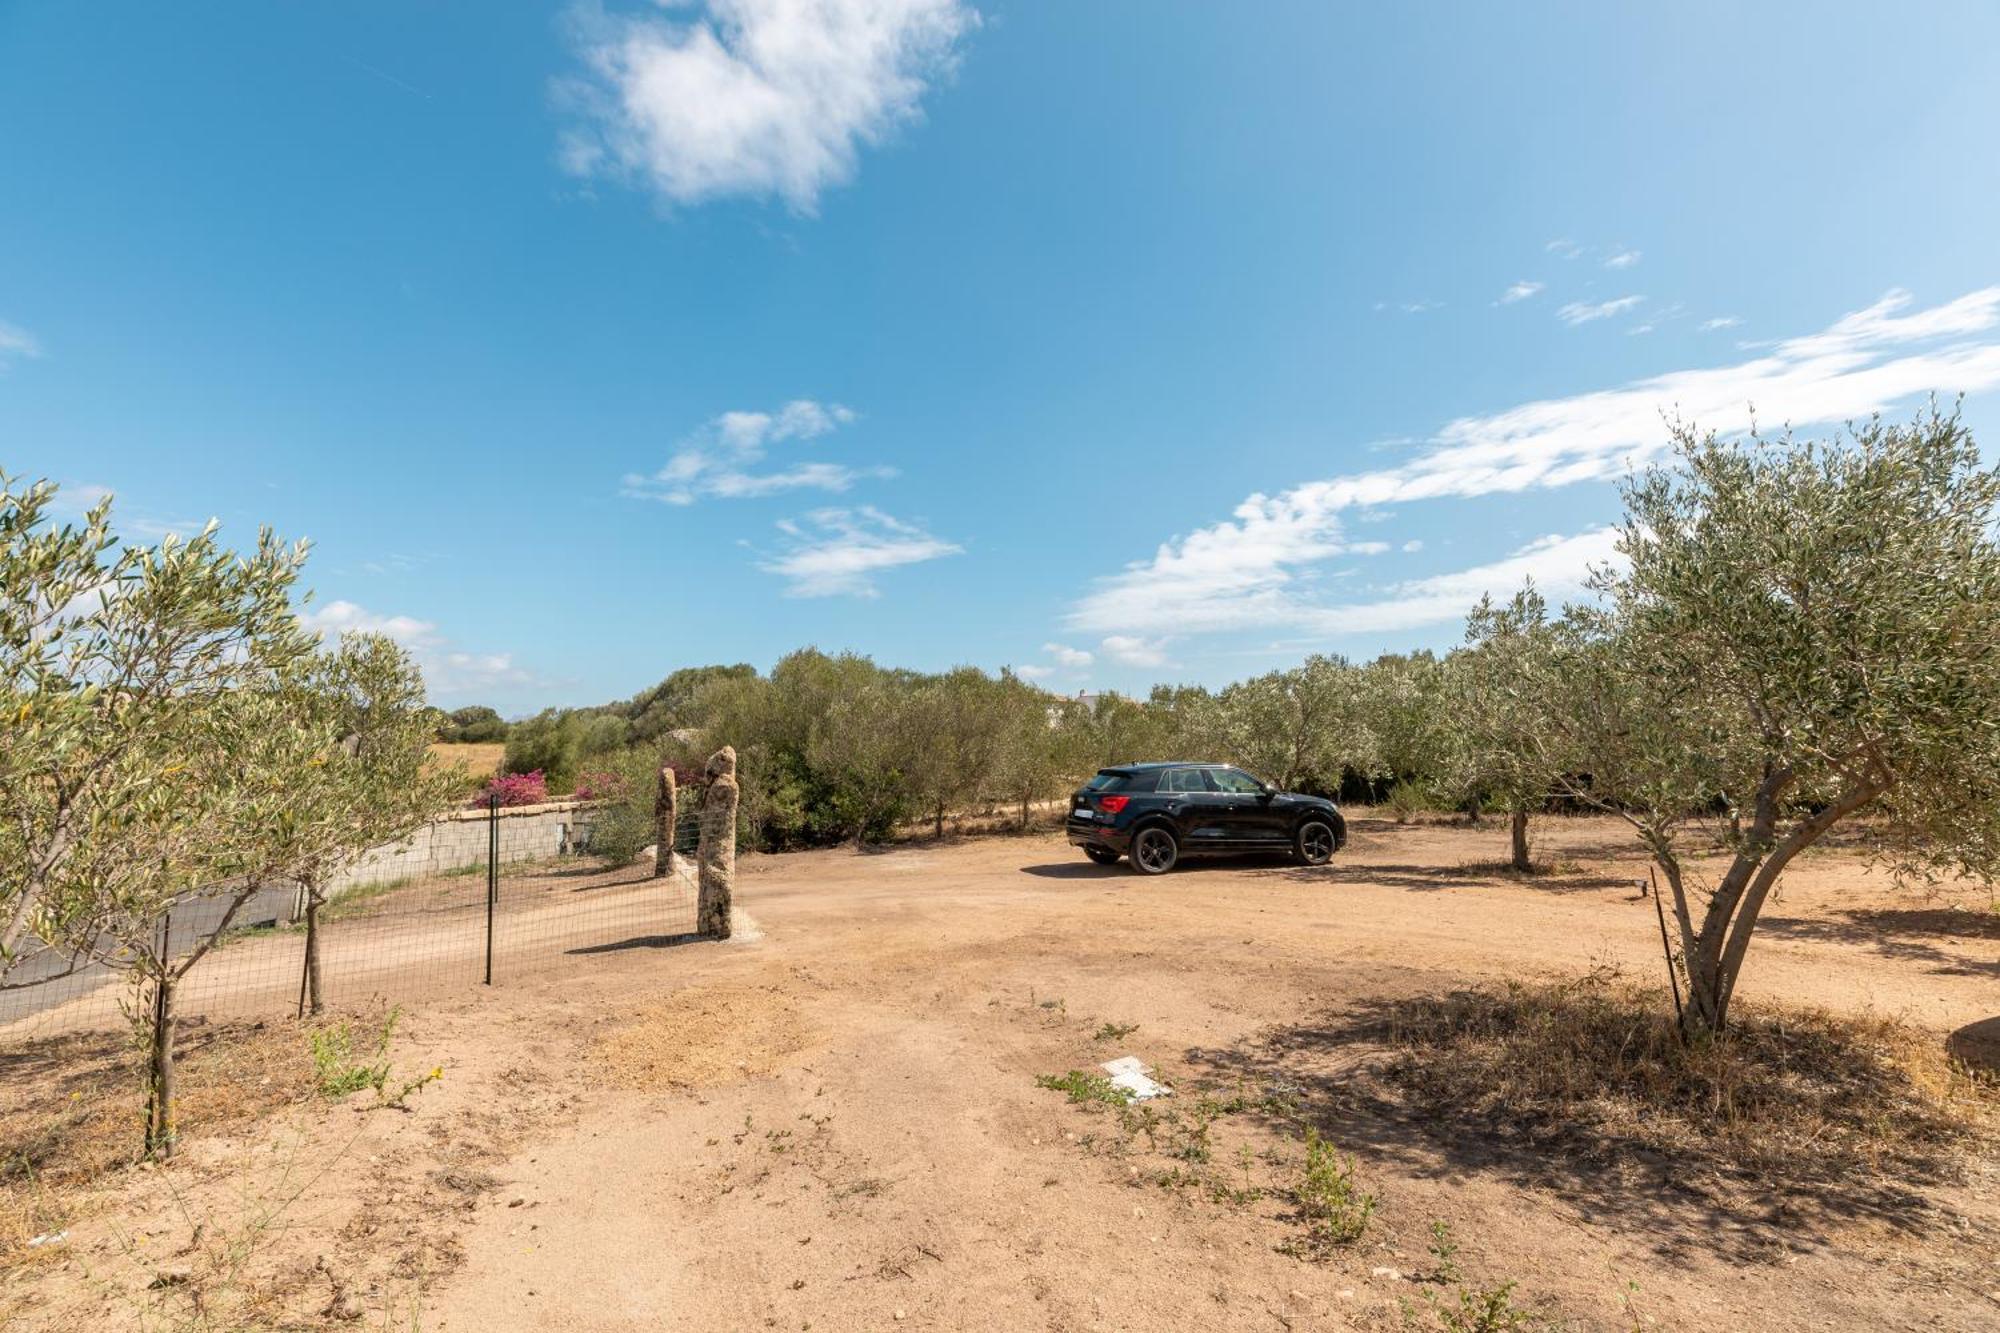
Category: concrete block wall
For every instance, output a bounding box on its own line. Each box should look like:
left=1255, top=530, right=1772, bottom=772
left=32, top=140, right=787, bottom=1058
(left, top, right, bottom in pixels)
left=325, top=800, right=601, bottom=900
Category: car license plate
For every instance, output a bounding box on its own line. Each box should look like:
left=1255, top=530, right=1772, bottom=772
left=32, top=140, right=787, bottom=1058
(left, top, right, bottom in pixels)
left=1073, top=807, right=1093, bottom=820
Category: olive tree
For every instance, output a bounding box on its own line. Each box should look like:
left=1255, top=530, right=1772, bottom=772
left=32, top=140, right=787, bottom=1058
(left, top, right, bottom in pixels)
left=1543, top=410, right=2000, bottom=1035
left=270, top=633, right=461, bottom=1016
left=0, top=474, right=311, bottom=988
left=1457, top=586, right=1567, bottom=870
left=1218, top=655, right=1366, bottom=792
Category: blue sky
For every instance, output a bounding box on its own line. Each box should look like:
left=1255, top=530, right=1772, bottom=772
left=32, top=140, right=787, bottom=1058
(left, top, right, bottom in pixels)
left=6, top=2, right=2000, bottom=713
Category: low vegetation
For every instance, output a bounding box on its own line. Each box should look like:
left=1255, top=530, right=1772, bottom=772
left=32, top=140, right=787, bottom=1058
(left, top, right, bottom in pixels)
left=1373, top=969, right=1997, bottom=1221
left=307, top=1008, right=441, bottom=1108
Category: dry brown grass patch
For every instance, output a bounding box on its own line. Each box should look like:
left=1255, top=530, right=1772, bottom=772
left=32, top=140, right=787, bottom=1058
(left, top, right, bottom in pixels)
left=594, top=980, right=816, bottom=1090
left=1377, top=969, right=1997, bottom=1210
left=425, top=741, right=505, bottom=779
left=0, top=1019, right=322, bottom=1266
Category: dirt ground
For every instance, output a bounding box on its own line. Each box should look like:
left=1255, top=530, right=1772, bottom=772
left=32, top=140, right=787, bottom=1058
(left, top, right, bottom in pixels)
left=3, top=813, right=1996, bottom=1332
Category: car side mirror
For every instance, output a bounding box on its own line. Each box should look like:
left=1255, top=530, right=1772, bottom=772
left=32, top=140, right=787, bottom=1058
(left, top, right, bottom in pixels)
left=1257, top=787, right=1274, bottom=801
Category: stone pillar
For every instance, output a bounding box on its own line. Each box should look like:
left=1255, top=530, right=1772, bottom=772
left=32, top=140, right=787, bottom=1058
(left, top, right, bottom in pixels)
left=696, top=746, right=738, bottom=939
left=652, top=764, right=678, bottom=879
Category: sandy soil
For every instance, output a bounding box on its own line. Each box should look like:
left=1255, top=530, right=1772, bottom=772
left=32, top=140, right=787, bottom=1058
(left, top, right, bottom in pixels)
left=4, top=814, right=1996, bottom=1332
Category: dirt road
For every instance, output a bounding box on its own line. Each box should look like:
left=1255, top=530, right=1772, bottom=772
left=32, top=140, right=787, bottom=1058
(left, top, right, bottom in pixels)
left=7, top=815, right=1995, bottom=1332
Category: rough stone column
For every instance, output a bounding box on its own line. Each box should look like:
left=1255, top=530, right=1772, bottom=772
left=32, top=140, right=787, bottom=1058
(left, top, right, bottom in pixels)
left=696, top=746, right=738, bottom=939
left=652, top=764, right=678, bottom=879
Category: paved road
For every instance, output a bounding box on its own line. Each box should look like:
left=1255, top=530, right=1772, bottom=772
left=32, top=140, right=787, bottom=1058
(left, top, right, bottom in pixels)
left=0, top=880, right=301, bottom=1021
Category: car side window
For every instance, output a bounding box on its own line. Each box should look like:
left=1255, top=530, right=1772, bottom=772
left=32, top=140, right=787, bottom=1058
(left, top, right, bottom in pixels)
left=1162, top=767, right=1207, bottom=793
left=1208, top=768, right=1265, bottom=794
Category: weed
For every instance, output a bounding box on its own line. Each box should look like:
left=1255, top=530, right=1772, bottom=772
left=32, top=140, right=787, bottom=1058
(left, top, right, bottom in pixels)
left=1293, top=1128, right=1375, bottom=1249
left=1094, top=1022, right=1139, bottom=1041
left=1036, top=1070, right=1132, bottom=1108
left=308, top=1009, right=441, bottom=1108
left=1397, top=1223, right=1550, bottom=1332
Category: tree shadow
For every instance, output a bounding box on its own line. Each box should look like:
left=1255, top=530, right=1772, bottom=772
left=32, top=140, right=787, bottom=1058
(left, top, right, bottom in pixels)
left=1269, top=861, right=1641, bottom=895
left=1184, top=988, right=1985, bottom=1265
left=1760, top=911, right=2000, bottom=977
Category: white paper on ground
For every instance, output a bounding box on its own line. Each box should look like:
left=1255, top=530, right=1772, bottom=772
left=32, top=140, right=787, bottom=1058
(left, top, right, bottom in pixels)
left=1101, top=1055, right=1171, bottom=1100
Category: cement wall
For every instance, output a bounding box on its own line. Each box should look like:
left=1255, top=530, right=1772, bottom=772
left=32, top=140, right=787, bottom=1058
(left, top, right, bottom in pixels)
left=325, top=800, right=601, bottom=901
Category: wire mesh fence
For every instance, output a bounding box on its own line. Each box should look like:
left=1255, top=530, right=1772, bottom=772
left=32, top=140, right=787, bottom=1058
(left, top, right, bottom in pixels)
left=0, top=795, right=706, bottom=1047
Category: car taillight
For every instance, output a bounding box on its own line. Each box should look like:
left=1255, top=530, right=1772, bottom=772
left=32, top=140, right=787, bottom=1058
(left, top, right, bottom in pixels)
left=1098, top=795, right=1130, bottom=814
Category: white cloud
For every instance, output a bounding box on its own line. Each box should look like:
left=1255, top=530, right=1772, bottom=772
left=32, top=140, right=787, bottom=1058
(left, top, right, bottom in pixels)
left=1015, top=663, right=1055, bottom=681
left=1603, top=249, right=1642, bottom=270
left=1099, top=635, right=1170, bottom=669
left=622, top=398, right=892, bottom=503
left=1291, top=530, right=1622, bottom=634
left=1557, top=295, right=1644, bottom=325
left=759, top=505, right=960, bottom=597
left=1400, top=539, right=1423, bottom=552
left=1376, top=299, right=1442, bottom=314
left=0, top=319, right=41, bottom=364
left=1498, top=280, right=1543, bottom=304
left=559, top=0, right=978, bottom=212
left=1043, top=642, right=1093, bottom=668
left=1700, top=316, right=1743, bottom=332
left=1068, top=286, right=2000, bottom=639
left=300, top=600, right=540, bottom=699
left=1545, top=238, right=1584, bottom=260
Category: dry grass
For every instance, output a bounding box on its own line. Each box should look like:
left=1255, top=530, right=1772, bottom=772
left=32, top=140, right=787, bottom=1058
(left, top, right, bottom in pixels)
left=594, top=978, right=816, bottom=1091
left=425, top=742, right=505, bottom=780
left=1376, top=969, right=1998, bottom=1214
left=0, top=1019, right=322, bottom=1269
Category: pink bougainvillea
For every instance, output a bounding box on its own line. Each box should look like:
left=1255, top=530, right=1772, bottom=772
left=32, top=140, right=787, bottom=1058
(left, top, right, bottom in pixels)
left=474, top=770, right=548, bottom=808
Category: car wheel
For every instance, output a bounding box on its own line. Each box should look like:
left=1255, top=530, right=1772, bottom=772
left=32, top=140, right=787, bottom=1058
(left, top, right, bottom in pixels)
left=1083, top=846, right=1121, bottom=866
left=1295, top=819, right=1337, bottom=866
left=1130, top=826, right=1179, bottom=875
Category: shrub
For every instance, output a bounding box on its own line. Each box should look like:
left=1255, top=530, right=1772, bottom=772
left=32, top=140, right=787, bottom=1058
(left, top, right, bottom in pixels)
left=573, top=770, right=627, bottom=802
left=474, top=770, right=547, bottom=808
left=1294, top=1128, right=1376, bottom=1247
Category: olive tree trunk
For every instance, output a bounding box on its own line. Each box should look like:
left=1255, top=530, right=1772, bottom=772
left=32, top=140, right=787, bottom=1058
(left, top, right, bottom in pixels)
left=144, top=976, right=178, bottom=1159
left=1656, top=767, right=1882, bottom=1035
left=300, top=886, right=326, bottom=1017
left=1509, top=807, right=1531, bottom=872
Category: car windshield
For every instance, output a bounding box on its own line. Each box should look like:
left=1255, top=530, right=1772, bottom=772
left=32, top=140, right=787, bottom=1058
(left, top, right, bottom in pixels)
left=1207, top=768, right=1267, bottom=794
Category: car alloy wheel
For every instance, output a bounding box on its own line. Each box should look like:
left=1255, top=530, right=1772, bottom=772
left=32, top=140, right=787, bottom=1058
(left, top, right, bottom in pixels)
left=1297, top=820, right=1336, bottom=865
left=1132, top=827, right=1178, bottom=875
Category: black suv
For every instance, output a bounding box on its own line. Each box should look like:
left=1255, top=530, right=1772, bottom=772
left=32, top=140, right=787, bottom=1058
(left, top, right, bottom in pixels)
left=1065, top=762, right=1346, bottom=874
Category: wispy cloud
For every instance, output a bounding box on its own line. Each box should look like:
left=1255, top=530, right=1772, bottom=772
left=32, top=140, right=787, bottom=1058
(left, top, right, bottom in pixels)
left=1545, top=238, right=1584, bottom=260
left=1700, top=315, right=1743, bottom=332
left=760, top=505, right=960, bottom=597
left=1068, top=287, right=2000, bottom=639
left=0, top=319, right=40, bottom=365
left=558, top=0, right=978, bottom=213
left=622, top=399, right=895, bottom=504
left=1556, top=295, right=1644, bottom=325
left=1603, top=249, right=1642, bottom=270
left=1286, top=530, right=1622, bottom=635
left=1044, top=642, right=1093, bottom=668
left=1498, top=280, right=1543, bottom=305
left=300, top=599, right=541, bottom=699
left=1375, top=299, right=1443, bottom=315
